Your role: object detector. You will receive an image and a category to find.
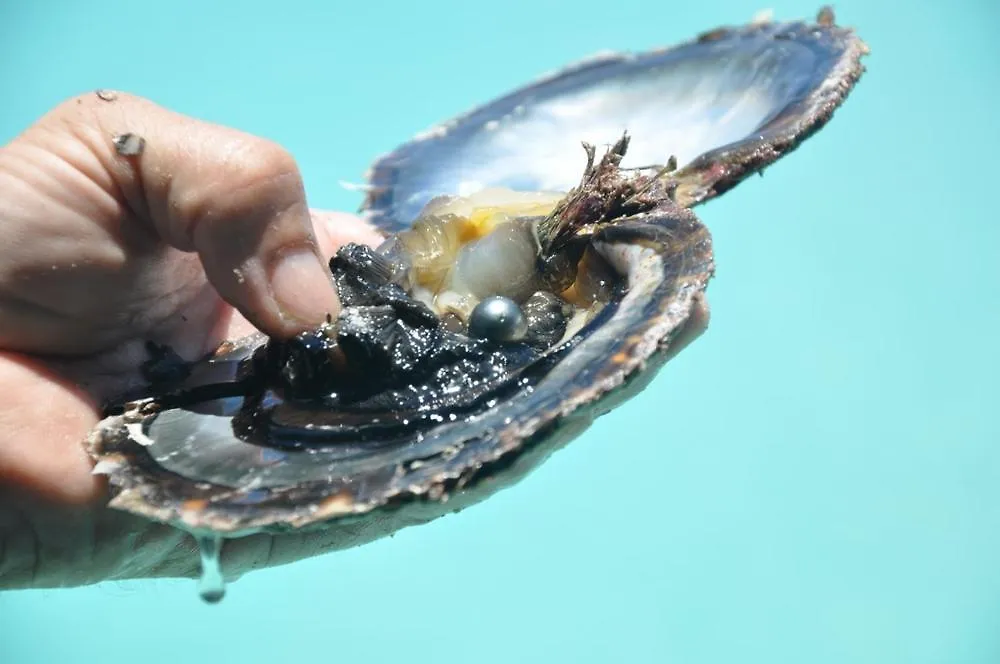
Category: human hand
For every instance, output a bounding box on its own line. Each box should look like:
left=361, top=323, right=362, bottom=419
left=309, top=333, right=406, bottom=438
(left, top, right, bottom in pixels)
left=0, top=92, right=712, bottom=593
left=0, top=92, right=389, bottom=589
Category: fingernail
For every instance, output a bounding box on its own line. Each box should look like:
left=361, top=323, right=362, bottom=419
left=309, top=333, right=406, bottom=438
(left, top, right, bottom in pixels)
left=269, top=249, right=338, bottom=326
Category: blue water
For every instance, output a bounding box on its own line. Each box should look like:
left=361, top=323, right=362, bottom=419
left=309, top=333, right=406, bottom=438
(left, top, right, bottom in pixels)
left=2, top=0, right=998, bottom=662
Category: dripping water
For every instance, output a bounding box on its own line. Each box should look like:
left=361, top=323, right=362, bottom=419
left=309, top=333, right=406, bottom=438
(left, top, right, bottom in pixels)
left=197, top=535, right=226, bottom=603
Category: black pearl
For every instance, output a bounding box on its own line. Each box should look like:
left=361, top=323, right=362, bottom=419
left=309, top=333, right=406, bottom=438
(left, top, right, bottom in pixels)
left=468, top=296, right=529, bottom=342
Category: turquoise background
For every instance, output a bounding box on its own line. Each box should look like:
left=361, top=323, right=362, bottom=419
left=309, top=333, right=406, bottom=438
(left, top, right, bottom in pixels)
left=2, top=0, right=998, bottom=662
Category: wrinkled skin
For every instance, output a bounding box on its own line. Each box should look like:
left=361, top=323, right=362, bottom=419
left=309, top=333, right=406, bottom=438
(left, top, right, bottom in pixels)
left=0, top=93, right=384, bottom=588
left=0, top=93, right=707, bottom=590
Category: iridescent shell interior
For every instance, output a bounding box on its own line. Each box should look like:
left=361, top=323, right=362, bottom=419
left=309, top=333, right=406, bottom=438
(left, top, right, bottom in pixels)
left=87, top=12, right=867, bottom=554
left=364, top=17, right=868, bottom=230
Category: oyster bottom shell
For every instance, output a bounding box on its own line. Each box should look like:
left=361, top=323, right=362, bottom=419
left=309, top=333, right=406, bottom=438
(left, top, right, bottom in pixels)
left=89, top=194, right=713, bottom=536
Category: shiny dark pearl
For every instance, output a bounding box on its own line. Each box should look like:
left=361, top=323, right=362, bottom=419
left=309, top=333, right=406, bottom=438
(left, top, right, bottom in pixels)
left=468, top=296, right=529, bottom=342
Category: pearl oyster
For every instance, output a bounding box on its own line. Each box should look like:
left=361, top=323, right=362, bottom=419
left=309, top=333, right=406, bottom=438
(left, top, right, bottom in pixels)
left=86, top=10, right=867, bottom=599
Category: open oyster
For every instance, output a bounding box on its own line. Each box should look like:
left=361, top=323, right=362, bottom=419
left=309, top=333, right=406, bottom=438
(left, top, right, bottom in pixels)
left=87, top=10, right=867, bottom=601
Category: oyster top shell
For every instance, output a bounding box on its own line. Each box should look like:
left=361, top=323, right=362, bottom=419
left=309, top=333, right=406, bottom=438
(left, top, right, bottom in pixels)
left=363, top=17, right=867, bottom=231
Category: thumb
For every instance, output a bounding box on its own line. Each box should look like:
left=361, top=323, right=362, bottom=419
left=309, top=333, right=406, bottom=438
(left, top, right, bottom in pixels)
left=31, top=91, right=341, bottom=339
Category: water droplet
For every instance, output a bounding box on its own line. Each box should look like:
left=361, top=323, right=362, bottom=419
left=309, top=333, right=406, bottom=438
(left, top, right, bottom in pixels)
left=197, top=535, right=226, bottom=604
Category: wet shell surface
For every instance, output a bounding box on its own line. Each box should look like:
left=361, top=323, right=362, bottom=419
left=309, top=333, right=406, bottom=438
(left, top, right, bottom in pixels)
left=86, top=10, right=868, bottom=596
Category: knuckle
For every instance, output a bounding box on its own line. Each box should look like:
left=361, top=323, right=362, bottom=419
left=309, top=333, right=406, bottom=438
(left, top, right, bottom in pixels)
left=226, top=138, right=300, bottom=193
left=170, top=136, right=304, bottom=246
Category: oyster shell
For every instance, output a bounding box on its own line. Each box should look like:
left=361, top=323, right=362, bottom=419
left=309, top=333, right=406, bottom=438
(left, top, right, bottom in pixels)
left=86, top=10, right=867, bottom=599
left=364, top=13, right=867, bottom=230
